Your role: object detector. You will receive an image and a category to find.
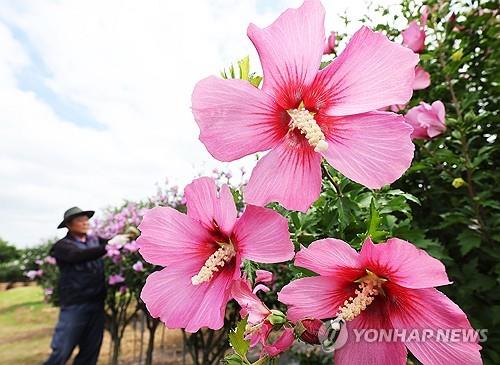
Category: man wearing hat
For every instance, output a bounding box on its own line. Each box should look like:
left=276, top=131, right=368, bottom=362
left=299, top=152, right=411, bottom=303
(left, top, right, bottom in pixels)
left=43, top=207, right=108, bottom=365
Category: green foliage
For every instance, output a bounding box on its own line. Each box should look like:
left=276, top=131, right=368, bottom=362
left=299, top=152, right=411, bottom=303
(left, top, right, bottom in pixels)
left=0, top=237, right=19, bottom=262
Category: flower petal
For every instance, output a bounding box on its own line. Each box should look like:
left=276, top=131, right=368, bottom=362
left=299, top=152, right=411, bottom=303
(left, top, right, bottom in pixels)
left=262, top=326, right=295, bottom=356
left=192, top=77, right=286, bottom=161
left=402, top=20, right=425, bottom=53
left=244, top=136, right=322, bottom=212
left=231, top=279, right=270, bottom=325
left=184, top=177, right=237, bottom=235
left=255, top=269, right=273, bottom=284
left=359, top=237, right=451, bottom=289
left=247, top=0, right=325, bottom=108
left=389, top=287, right=482, bottom=365
left=306, top=26, right=418, bottom=115
left=137, top=206, right=214, bottom=268
left=278, top=276, right=349, bottom=322
left=320, top=111, right=414, bottom=189
left=233, top=204, right=294, bottom=263
left=413, top=66, right=431, bottom=90
left=335, top=302, right=408, bottom=365
left=141, top=264, right=236, bottom=332
left=294, top=238, right=363, bottom=280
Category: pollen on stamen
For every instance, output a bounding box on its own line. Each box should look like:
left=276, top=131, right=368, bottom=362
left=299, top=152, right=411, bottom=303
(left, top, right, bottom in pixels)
left=287, top=107, right=328, bottom=152
left=191, top=244, right=236, bottom=285
left=336, top=272, right=386, bottom=321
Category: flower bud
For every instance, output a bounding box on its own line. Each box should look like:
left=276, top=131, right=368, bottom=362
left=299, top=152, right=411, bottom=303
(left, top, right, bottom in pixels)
left=298, top=318, right=324, bottom=345
left=267, top=309, right=287, bottom=325
left=452, top=178, right=465, bottom=188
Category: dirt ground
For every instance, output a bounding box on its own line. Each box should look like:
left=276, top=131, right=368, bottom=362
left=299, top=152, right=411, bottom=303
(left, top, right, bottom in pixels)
left=0, top=285, right=188, bottom=364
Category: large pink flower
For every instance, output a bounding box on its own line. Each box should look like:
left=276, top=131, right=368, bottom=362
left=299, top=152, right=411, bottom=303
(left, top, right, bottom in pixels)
left=138, top=177, right=294, bottom=332
left=192, top=0, right=418, bottom=212
left=405, top=101, right=446, bottom=140
left=279, top=237, right=482, bottom=365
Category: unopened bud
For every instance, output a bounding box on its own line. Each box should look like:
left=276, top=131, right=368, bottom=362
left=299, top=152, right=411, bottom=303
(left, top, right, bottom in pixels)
left=267, top=310, right=287, bottom=325
left=452, top=177, right=465, bottom=188
left=299, top=318, right=324, bottom=345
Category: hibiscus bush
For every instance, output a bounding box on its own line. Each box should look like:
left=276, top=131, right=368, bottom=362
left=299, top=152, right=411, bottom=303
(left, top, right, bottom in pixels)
left=135, top=0, right=497, bottom=364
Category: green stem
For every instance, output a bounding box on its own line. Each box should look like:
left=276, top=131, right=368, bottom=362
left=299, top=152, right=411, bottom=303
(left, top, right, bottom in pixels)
left=321, top=163, right=343, bottom=197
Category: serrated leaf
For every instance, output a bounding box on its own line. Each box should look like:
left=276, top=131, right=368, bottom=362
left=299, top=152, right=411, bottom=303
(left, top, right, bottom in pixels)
left=457, top=230, right=481, bottom=255
left=229, top=317, right=250, bottom=358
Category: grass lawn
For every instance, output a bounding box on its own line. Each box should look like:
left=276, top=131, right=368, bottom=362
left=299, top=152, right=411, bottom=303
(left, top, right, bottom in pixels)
left=0, top=285, right=185, bottom=364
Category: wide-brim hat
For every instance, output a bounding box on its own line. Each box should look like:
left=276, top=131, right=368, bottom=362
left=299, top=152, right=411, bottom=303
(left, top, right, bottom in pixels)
left=57, top=206, right=95, bottom=229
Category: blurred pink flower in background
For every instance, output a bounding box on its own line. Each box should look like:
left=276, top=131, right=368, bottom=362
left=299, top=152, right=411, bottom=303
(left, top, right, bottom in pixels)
left=124, top=241, right=139, bottom=252
left=323, top=31, right=335, bottom=54
left=279, top=237, right=481, bottom=364
left=44, top=256, right=57, bottom=265
left=26, top=269, right=43, bottom=280
left=192, top=0, right=417, bottom=212
left=402, top=6, right=429, bottom=53
left=138, top=177, right=294, bottom=332
left=108, top=274, right=125, bottom=286
left=255, top=269, right=273, bottom=285
left=405, top=101, right=446, bottom=139
left=132, top=261, right=144, bottom=272
left=413, top=65, right=431, bottom=90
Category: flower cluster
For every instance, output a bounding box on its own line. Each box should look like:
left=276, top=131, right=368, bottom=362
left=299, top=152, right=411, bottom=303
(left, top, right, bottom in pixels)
left=135, top=1, right=481, bottom=364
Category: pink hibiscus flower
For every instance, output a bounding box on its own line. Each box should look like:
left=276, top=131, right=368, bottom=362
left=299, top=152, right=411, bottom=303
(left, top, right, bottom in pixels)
left=405, top=101, right=446, bottom=140
left=279, top=237, right=482, bottom=364
left=138, top=177, right=294, bottom=332
left=192, top=0, right=418, bottom=212
left=402, top=6, right=429, bottom=53
left=413, top=66, right=431, bottom=90
left=232, top=279, right=294, bottom=356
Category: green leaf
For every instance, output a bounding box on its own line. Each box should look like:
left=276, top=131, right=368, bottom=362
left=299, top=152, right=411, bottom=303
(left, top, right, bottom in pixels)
left=457, top=230, right=482, bottom=255
left=238, top=56, right=250, bottom=80
left=224, top=354, right=245, bottom=365
left=229, top=316, right=250, bottom=358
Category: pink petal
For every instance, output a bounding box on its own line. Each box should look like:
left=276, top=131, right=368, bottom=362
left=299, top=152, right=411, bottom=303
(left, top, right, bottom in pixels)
left=184, top=177, right=237, bottom=235
left=294, top=238, right=363, bottom=280
left=255, top=269, right=273, bottom=284
left=306, top=26, right=418, bottom=116
left=389, top=287, right=482, bottom=365
left=244, top=136, right=322, bottom=212
left=253, top=284, right=270, bottom=294
left=359, top=237, right=451, bottom=289
left=320, top=111, right=414, bottom=189
left=233, top=204, right=294, bottom=263
left=278, top=276, right=349, bottom=322
left=335, top=302, right=408, bottom=365
left=137, top=207, right=214, bottom=268
left=413, top=66, right=431, bottom=90
left=192, top=77, right=285, bottom=161
left=247, top=0, right=325, bottom=108
left=262, top=326, right=295, bottom=356
left=141, top=263, right=236, bottom=333
left=231, top=279, right=270, bottom=325
left=432, top=100, right=446, bottom=123
left=402, top=21, right=425, bottom=53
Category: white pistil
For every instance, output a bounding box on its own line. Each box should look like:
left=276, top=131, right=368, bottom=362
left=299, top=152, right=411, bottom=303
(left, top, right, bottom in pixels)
left=336, top=271, right=386, bottom=321
left=191, top=244, right=235, bottom=285
left=288, top=107, right=328, bottom=152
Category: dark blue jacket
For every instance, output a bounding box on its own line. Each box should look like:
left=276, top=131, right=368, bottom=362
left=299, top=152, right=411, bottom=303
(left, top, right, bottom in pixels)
left=50, top=234, right=107, bottom=307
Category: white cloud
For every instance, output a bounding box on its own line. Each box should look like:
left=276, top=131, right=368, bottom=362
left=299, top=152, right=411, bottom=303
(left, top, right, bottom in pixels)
left=0, top=0, right=399, bottom=247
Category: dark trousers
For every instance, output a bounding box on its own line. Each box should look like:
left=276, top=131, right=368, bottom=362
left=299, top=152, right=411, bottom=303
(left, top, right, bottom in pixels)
left=43, top=302, right=104, bottom=365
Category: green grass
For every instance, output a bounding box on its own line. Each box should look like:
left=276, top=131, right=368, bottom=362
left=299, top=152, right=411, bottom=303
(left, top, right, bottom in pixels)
left=0, top=286, right=185, bottom=364
left=0, top=285, right=58, bottom=364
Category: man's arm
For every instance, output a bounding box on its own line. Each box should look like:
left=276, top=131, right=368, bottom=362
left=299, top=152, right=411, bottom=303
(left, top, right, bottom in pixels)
left=52, top=240, right=107, bottom=264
